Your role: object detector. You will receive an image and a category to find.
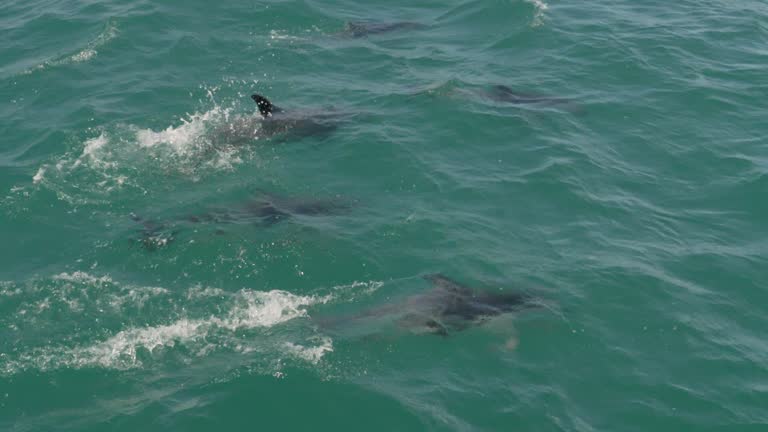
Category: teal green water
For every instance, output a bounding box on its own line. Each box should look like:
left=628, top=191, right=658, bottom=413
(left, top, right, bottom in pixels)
left=2, top=1, right=767, bottom=430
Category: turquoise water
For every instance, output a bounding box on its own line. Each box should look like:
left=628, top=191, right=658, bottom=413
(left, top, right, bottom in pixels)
left=2, top=0, right=767, bottom=430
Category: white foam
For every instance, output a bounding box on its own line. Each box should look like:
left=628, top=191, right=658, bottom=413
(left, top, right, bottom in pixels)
left=215, top=290, right=323, bottom=330
left=27, top=131, right=123, bottom=199
left=187, top=285, right=227, bottom=299
left=525, top=0, right=548, bottom=27
left=79, top=133, right=109, bottom=164
left=133, top=106, right=246, bottom=171
left=6, top=272, right=169, bottom=319
left=2, top=273, right=383, bottom=375
left=0, top=281, right=21, bottom=297
left=283, top=336, right=334, bottom=364
left=136, top=113, right=210, bottom=152
left=333, top=280, right=384, bottom=293
left=53, top=271, right=113, bottom=285
left=32, top=166, right=46, bottom=184
left=331, top=280, right=385, bottom=303
left=111, top=286, right=169, bottom=310
left=68, top=19, right=118, bottom=64
left=62, top=289, right=328, bottom=369
left=27, top=103, right=247, bottom=200
left=269, top=30, right=302, bottom=41
left=70, top=49, right=96, bottom=63
left=81, top=319, right=204, bottom=368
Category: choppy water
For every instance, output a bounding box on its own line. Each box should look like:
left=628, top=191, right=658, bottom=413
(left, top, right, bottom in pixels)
left=2, top=1, right=767, bottom=430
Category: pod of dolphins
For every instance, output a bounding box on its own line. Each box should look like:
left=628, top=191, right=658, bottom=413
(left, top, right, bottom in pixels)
left=131, top=21, right=568, bottom=338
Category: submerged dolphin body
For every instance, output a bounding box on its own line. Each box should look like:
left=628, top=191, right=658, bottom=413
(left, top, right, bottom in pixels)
left=184, top=190, right=351, bottom=226
left=130, top=213, right=177, bottom=251
left=482, top=85, right=581, bottom=111
left=420, top=81, right=581, bottom=112
left=340, top=21, right=428, bottom=38
left=211, top=94, right=340, bottom=146
left=131, top=190, right=351, bottom=250
left=317, top=274, right=538, bottom=337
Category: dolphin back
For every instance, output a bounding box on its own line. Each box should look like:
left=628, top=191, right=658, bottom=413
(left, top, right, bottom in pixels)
left=422, top=273, right=473, bottom=295
left=343, top=21, right=428, bottom=38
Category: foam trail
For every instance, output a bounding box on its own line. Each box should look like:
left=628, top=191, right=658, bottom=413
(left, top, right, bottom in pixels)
left=75, top=289, right=327, bottom=369
left=1, top=287, right=333, bottom=374
left=0, top=273, right=386, bottom=376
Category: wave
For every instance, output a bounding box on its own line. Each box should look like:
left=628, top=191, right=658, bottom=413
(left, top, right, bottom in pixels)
left=22, top=18, right=118, bottom=75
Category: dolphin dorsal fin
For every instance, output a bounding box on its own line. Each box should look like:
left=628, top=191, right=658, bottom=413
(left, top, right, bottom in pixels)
left=423, top=274, right=472, bottom=295
left=346, top=22, right=366, bottom=32
left=489, top=85, right=547, bottom=102
left=251, top=94, right=280, bottom=117
left=492, top=85, right=515, bottom=94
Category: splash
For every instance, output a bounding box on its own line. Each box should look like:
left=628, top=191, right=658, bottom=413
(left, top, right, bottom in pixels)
left=26, top=102, right=253, bottom=203
left=131, top=107, right=232, bottom=158
left=284, top=336, right=334, bottom=364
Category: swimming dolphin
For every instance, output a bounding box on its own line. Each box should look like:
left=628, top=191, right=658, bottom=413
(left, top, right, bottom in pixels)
left=211, top=94, right=340, bottom=146
left=316, top=274, right=539, bottom=337
left=340, top=21, right=428, bottom=38
left=130, top=190, right=352, bottom=250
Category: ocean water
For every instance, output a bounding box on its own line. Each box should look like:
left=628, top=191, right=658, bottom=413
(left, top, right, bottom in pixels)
left=2, top=0, right=767, bottom=430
